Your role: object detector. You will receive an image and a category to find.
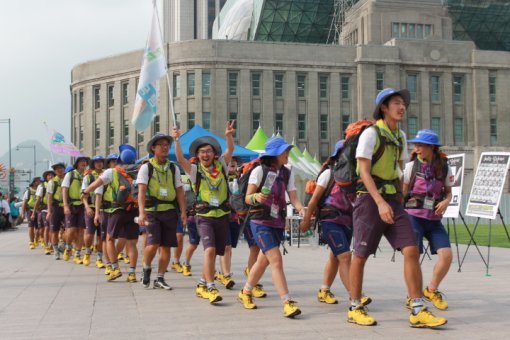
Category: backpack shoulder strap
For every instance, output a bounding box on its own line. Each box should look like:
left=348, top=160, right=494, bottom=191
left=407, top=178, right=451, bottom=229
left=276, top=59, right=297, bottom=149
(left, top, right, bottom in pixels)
left=408, top=158, right=421, bottom=193
left=318, top=166, right=336, bottom=207
left=147, top=162, right=154, bottom=181
left=169, top=162, right=176, bottom=189
left=371, top=125, right=386, bottom=165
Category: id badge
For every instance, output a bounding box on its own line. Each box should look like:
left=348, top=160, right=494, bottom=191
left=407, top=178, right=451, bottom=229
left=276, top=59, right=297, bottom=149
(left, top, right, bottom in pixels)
left=423, top=197, right=434, bottom=210
left=270, top=204, right=279, bottom=218
left=210, top=193, right=219, bottom=207
left=159, top=188, right=168, bottom=197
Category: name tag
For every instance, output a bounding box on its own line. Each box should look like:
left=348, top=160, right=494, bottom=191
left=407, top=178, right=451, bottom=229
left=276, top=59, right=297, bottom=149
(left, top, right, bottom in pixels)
left=159, top=188, right=168, bottom=197
left=423, top=197, right=434, bottom=210
left=210, top=193, right=219, bottom=207
left=270, top=203, right=279, bottom=218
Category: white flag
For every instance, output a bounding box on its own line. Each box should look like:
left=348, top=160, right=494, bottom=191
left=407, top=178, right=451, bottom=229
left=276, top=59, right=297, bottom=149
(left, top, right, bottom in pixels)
left=132, top=2, right=167, bottom=132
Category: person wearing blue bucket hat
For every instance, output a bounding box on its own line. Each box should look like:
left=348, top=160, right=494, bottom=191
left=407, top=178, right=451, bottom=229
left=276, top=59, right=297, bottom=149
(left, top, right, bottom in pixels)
left=81, top=155, right=106, bottom=268
left=82, top=143, right=140, bottom=282
left=61, top=154, right=90, bottom=265
left=173, top=121, right=235, bottom=304
left=348, top=87, right=447, bottom=328
left=238, top=136, right=305, bottom=318
left=300, top=140, right=372, bottom=307
left=32, top=168, right=56, bottom=254
left=105, top=153, right=119, bottom=168
left=46, top=161, right=67, bottom=260
left=403, top=129, right=453, bottom=312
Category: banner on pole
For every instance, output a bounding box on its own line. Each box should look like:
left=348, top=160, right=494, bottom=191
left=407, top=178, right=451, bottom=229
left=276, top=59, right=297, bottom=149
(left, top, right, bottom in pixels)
left=466, top=152, right=510, bottom=219
left=443, top=153, right=465, bottom=219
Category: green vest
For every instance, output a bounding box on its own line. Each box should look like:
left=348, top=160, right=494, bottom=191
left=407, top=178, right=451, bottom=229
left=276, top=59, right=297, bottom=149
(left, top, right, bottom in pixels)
left=86, top=170, right=102, bottom=208
left=41, top=182, right=49, bottom=208
left=146, top=158, right=177, bottom=212
left=357, top=119, right=403, bottom=195
left=103, top=169, right=123, bottom=213
left=51, top=177, right=64, bottom=207
left=27, top=187, right=37, bottom=209
left=195, top=160, right=229, bottom=218
left=68, top=170, right=84, bottom=206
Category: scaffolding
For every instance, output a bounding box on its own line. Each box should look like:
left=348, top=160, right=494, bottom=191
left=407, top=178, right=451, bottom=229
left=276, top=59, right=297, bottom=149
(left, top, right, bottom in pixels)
left=327, top=0, right=361, bottom=44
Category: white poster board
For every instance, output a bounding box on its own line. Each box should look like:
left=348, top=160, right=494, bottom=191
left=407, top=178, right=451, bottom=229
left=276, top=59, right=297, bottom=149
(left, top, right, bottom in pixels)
left=443, top=154, right=465, bottom=218
left=466, top=152, right=510, bottom=220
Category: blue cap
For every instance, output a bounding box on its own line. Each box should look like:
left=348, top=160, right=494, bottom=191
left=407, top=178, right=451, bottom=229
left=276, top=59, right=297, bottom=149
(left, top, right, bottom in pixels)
left=106, top=153, right=119, bottom=161
left=65, top=165, right=74, bottom=174
left=331, top=140, right=344, bottom=157
left=118, top=144, right=137, bottom=165
left=408, top=129, right=441, bottom=146
left=373, top=88, right=410, bottom=119
left=260, top=137, right=293, bottom=158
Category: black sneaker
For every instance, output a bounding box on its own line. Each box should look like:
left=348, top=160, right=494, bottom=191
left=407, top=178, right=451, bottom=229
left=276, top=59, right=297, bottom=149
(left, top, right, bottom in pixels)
left=141, top=267, right=152, bottom=288
left=154, top=278, right=172, bottom=290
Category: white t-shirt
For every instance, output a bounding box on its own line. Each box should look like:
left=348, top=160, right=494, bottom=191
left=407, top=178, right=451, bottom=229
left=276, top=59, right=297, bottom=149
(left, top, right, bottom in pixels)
left=61, top=172, right=75, bottom=188
left=35, top=184, right=45, bottom=198
left=187, top=157, right=228, bottom=185
left=0, top=199, right=10, bottom=214
left=99, top=169, right=114, bottom=186
left=356, top=126, right=409, bottom=162
left=22, top=189, right=30, bottom=201
left=316, top=169, right=332, bottom=188
left=136, top=162, right=182, bottom=188
left=248, top=165, right=297, bottom=192
left=403, top=161, right=454, bottom=187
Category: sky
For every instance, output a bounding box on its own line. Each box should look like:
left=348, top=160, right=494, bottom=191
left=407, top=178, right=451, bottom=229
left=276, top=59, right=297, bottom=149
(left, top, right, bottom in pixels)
left=0, top=0, right=155, bottom=156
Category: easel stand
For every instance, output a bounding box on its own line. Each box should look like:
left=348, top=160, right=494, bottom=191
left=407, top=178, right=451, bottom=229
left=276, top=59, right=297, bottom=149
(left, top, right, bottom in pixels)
left=459, top=209, right=510, bottom=276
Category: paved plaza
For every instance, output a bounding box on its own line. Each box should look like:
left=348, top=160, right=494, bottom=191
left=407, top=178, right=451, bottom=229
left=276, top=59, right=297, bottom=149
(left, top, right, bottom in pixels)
left=1, top=224, right=509, bottom=339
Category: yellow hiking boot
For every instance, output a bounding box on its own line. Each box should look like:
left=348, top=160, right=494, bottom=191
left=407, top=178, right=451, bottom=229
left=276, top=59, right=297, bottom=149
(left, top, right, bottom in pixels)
left=361, top=295, right=372, bottom=307
left=207, top=287, right=222, bottom=304
left=29, top=242, right=36, bottom=250
left=63, top=249, right=71, bottom=261
left=83, top=254, right=91, bottom=266
left=283, top=300, right=301, bottom=318
left=126, top=273, right=137, bottom=283
left=117, top=253, right=124, bottom=261
left=405, top=297, right=412, bottom=310
left=196, top=284, right=209, bottom=299
left=347, top=306, right=377, bottom=326
left=123, top=256, right=130, bottom=264
left=219, top=274, right=235, bottom=289
left=409, top=307, right=447, bottom=328
left=107, top=268, right=122, bottom=281
left=171, top=262, right=183, bottom=273
left=73, top=255, right=83, bottom=265
left=423, top=287, right=448, bottom=310
left=238, top=290, right=257, bottom=309
left=44, top=247, right=52, bottom=255
left=252, top=284, right=267, bottom=298
left=182, top=264, right=192, bottom=276
left=104, top=265, right=112, bottom=276
left=318, top=289, right=338, bottom=304
left=95, top=259, right=105, bottom=269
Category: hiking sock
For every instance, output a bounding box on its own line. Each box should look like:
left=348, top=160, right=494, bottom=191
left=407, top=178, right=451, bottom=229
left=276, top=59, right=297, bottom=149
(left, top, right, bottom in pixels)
left=198, top=278, right=206, bottom=286
left=350, top=299, right=361, bottom=310
left=320, top=285, right=330, bottom=290
left=280, top=294, right=291, bottom=303
left=411, top=298, right=424, bottom=315
left=206, top=282, right=216, bottom=290
left=243, top=283, right=253, bottom=293
left=111, top=262, right=119, bottom=269
left=129, top=267, right=135, bottom=274
left=97, top=252, right=103, bottom=261
left=85, top=247, right=92, bottom=255
left=157, top=273, right=164, bottom=279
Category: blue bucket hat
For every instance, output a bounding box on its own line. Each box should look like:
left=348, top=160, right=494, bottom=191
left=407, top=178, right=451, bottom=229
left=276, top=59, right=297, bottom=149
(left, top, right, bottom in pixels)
left=118, top=144, right=137, bottom=165
left=331, top=140, right=344, bottom=158
left=260, top=137, right=293, bottom=158
left=373, top=88, right=410, bottom=119
left=65, top=165, right=74, bottom=174
left=408, top=129, right=441, bottom=146
left=89, top=155, right=105, bottom=168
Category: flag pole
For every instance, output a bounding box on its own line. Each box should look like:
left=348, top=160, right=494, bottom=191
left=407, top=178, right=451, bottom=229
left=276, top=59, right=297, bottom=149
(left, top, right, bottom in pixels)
left=152, top=0, right=177, bottom=129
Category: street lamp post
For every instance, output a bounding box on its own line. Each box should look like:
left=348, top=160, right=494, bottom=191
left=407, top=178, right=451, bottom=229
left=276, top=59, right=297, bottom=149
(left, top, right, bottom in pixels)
left=0, top=118, right=13, bottom=197
left=16, top=144, right=37, bottom=181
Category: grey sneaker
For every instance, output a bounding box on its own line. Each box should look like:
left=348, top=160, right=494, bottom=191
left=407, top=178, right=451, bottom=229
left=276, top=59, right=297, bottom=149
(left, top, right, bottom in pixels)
left=154, top=278, right=172, bottom=290
left=141, top=267, right=151, bottom=288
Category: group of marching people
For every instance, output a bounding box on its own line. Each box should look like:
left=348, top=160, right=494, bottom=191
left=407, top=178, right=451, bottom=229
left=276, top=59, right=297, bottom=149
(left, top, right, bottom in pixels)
left=20, top=87, right=454, bottom=328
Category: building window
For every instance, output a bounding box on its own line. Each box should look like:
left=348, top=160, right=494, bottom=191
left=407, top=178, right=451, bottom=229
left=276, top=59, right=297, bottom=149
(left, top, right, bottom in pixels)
left=424, top=24, right=433, bottom=37
left=173, top=73, right=181, bottom=97
left=153, top=115, right=160, bottom=133
left=122, top=82, right=129, bottom=105
left=79, top=90, right=84, bottom=112
left=430, top=76, right=440, bottom=102
left=123, top=119, right=129, bottom=144
left=187, top=73, right=195, bottom=96
left=202, top=112, right=211, bottom=130
left=107, top=85, right=114, bottom=107
left=202, top=72, right=211, bottom=97
left=94, top=87, right=100, bottom=110
left=400, top=23, right=408, bottom=38
left=392, top=23, right=399, bottom=38
left=320, top=114, right=328, bottom=140
left=229, top=72, right=238, bottom=96
left=417, top=24, right=423, bottom=39
left=187, top=112, right=195, bottom=129
left=252, top=73, right=261, bottom=97
left=454, top=118, right=463, bottom=145
left=297, top=75, right=306, bottom=98
left=407, top=117, right=418, bottom=139
left=431, top=117, right=441, bottom=137
left=297, top=114, right=306, bottom=140
left=109, top=122, right=114, bottom=147
left=275, top=113, right=284, bottom=134
left=489, top=76, right=496, bottom=103
left=490, top=118, right=497, bottom=145
left=376, top=72, right=384, bottom=93
left=341, top=115, right=350, bottom=136
left=319, top=76, right=328, bottom=98
left=453, top=76, right=463, bottom=103
left=341, top=76, right=349, bottom=100
left=137, top=132, right=144, bottom=144
left=95, top=123, right=100, bottom=148
left=408, top=24, right=416, bottom=38
left=274, top=74, right=284, bottom=97
left=407, top=74, right=418, bottom=101
left=392, top=23, right=432, bottom=39
left=79, top=126, right=84, bottom=149
left=252, top=112, right=260, bottom=135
